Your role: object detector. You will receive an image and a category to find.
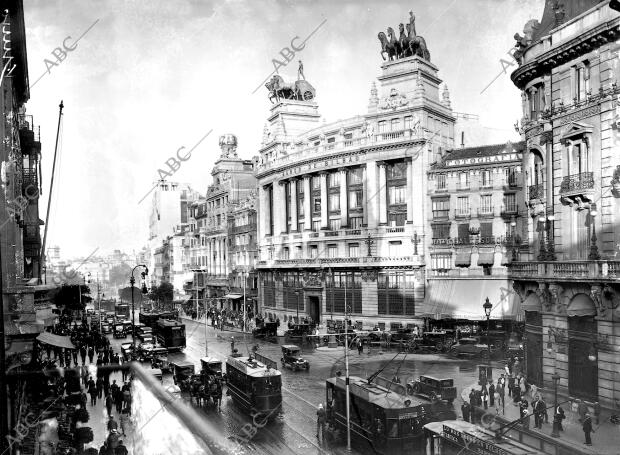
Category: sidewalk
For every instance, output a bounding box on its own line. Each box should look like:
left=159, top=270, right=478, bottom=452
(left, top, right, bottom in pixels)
left=461, top=368, right=620, bottom=455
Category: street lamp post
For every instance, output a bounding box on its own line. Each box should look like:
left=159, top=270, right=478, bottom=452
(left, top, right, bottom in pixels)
left=551, top=372, right=561, bottom=437
left=483, top=297, right=492, bottom=360
left=242, top=270, right=247, bottom=333
left=295, top=290, right=300, bottom=323
left=589, top=204, right=600, bottom=260
left=130, top=264, right=149, bottom=346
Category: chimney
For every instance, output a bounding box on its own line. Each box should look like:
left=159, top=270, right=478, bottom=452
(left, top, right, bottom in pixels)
left=461, top=131, right=465, bottom=148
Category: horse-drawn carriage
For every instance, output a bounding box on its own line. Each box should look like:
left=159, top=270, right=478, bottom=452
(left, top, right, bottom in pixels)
left=184, top=357, right=224, bottom=409
left=266, top=75, right=316, bottom=103
left=171, top=360, right=195, bottom=391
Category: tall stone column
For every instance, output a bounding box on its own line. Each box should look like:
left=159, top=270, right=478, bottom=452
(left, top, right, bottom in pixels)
left=366, top=162, right=377, bottom=228
left=378, top=162, right=388, bottom=225
left=320, top=171, right=328, bottom=229
left=406, top=158, right=413, bottom=224
left=274, top=180, right=286, bottom=234
left=362, top=166, right=368, bottom=227
left=339, top=168, right=348, bottom=228
left=289, top=179, right=298, bottom=232
left=259, top=185, right=271, bottom=237
left=303, top=175, right=312, bottom=230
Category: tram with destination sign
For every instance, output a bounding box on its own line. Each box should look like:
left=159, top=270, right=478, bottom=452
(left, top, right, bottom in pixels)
left=326, top=375, right=457, bottom=454
left=423, top=421, right=544, bottom=455
left=225, top=352, right=282, bottom=418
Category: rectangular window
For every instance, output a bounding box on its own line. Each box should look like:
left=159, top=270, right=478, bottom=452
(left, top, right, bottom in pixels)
left=349, top=217, right=363, bottom=229
left=349, top=189, right=363, bottom=209
left=312, top=220, right=320, bottom=232
left=329, top=218, right=341, bottom=231
left=458, top=172, right=469, bottom=189
left=349, top=168, right=363, bottom=185
left=432, top=224, right=450, bottom=239
left=404, top=116, right=412, bottom=130
left=388, top=212, right=406, bottom=226
left=295, top=246, right=302, bottom=258
left=313, top=195, right=321, bottom=213
left=378, top=121, right=387, bottom=133
left=431, top=253, right=452, bottom=270
left=479, top=195, right=492, bottom=214
left=348, top=243, right=360, bottom=257
left=387, top=162, right=407, bottom=179
left=481, top=170, right=492, bottom=188
left=388, top=241, right=402, bottom=256
left=298, top=198, right=304, bottom=216
left=327, top=137, right=335, bottom=144
left=388, top=186, right=406, bottom=204
left=569, top=142, right=589, bottom=175
left=328, top=172, right=340, bottom=188
left=281, top=247, right=290, bottom=260
left=327, top=245, right=337, bottom=258
left=309, top=245, right=318, bottom=258
left=457, top=223, right=470, bottom=240
left=505, top=167, right=518, bottom=186
left=329, top=193, right=340, bottom=211
left=432, top=199, right=450, bottom=219
left=436, top=174, right=446, bottom=190
left=480, top=222, right=493, bottom=238
left=391, top=118, right=401, bottom=131
left=503, top=194, right=517, bottom=213
left=312, top=176, right=321, bottom=189
left=297, top=221, right=305, bottom=232
left=456, top=197, right=469, bottom=216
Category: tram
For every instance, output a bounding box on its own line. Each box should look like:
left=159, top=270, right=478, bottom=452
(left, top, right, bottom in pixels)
left=155, top=319, right=186, bottom=351
left=423, top=420, right=544, bottom=455
left=326, top=375, right=457, bottom=454
left=225, top=353, right=282, bottom=419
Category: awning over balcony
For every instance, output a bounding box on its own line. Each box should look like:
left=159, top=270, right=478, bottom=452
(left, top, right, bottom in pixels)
left=477, top=250, right=495, bottom=265
left=455, top=252, right=471, bottom=267
left=566, top=293, right=596, bottom=317
left=522, top=292, right=542, bottom=312
left=222, top=294, right=242, bottom=299
left=423, top=278, right=522, bottom=320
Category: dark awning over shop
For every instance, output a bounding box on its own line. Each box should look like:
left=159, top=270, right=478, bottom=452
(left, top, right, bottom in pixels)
left=566, top=293, right=596, bottom=317
left=477, top=250, right=495, bottom=265
left=36, top=332, right=75, bottom=349
left=423, top=279, right=522, bottom=320
left=455, top=252, right=471, bottom=267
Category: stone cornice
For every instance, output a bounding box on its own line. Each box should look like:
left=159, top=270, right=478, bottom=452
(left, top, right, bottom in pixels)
left=511, top=17, right=620, bottom=90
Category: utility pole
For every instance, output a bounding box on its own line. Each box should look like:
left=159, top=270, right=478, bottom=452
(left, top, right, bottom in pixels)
left=344, top=277, right=351, bottom=453
left=242, top=270, right=246, bottom=333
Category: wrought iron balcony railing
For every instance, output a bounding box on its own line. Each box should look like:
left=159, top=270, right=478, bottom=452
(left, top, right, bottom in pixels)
left=528, top=183, right=544, bottom=200
left=560, top=172, right=594, bottom=194
left=477, top=207, right=495, bottom=217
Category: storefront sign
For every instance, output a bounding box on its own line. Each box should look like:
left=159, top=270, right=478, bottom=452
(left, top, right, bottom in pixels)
left=445, top=153, right=519, bottom=167
left=432, top=236, right=507, bottom=246
left=443, top=425, right=511, bottom=455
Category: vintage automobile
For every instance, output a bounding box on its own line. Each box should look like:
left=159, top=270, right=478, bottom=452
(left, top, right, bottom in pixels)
left=406, top=375, right=457, bottom=403
left=252, top=321, right=278, bottom=338
left=421, top=330, right=456, bottom=352
left=367, top=327, right=385, bottom=342
left=149, top=348, right=171, bottom=373
left=138, top=333, right=155, bottom=344
left=200, top=357, right=224, bottom=379
left=113, top=324, right=126, bottom=339
left=281, top=345, right=309, bottom=371
left=171, top=360, right=196, bottom=388
left=120, top=342, right=134, bottom=361
left=448, top=337, right=496, bottom=359
left=285, top=323, right=316, bottom=338
left=101, top=323, right=112, bottom=334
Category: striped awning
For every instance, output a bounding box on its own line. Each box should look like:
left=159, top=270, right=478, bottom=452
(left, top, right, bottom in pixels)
left=455, top=252, right=471, bottom=267
left=477, top=250, right=495, bottom=265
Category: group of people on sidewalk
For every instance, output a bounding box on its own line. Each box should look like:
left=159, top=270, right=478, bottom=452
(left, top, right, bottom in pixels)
left=462, top=369, right=603, bottom=448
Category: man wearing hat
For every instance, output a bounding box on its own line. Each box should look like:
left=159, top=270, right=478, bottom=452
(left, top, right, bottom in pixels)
left=583, top=412, right=594, bottom=446
left=317, top=403, right=326, bottom=440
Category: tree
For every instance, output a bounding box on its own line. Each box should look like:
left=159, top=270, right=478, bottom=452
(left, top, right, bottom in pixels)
left=148, top=282, right=174, bottom=310
left=51, top=284, right=92, bottom=313
left=118, top=286, right=144, bottom=304
left=108, top=263, right=132, bottom=287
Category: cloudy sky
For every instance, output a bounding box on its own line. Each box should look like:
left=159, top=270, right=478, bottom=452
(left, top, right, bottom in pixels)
left=23, top=0, right=542, bottom=259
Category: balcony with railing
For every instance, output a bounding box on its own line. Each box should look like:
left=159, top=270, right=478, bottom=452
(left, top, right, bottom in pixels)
left=528, top=183, right=544, bottom=200
left=454, top=209, right=471, bottom=220
left=500, top=205, right=519, bottom=217
left=559, top=172, right=595, bottom=202
left=432, top=209, right=450, bottom=221
left=456, top=182, right=470, bottom=191
left=18, top=114, right=41, bottom=143
left=509, top=260, right=620, bottom=281
left=477, top=206, right=494, bottom=218
left=22, top=168, right=38, bottom=193
left=257, top=255, right=422, bottom=269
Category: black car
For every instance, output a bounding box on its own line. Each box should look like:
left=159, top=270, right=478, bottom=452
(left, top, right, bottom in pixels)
left=281, top=345, right=309, bottom=371
left=252, top=321, right=278, bottom=338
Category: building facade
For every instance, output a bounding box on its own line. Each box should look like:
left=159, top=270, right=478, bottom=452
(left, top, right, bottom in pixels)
left=509, top=0, right=620, bottom=407
left=190, top=135, right=257, bottom=311
left=424, top=142, right=525, bottom=323
left=255, top=21, right=455, bottom=329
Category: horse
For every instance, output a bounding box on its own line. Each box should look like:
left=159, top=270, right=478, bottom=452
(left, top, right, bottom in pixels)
left=398, top=23, right=412, bottom=58
left=266, top=75, right=297, bottom=103
left=377, top=32, right=397, bottom=61
left=387, top=27, right=402, bottom=59
left=406, top=22, right=431, bottom=61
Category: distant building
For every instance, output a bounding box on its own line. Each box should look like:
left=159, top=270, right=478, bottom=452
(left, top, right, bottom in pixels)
left=509, top=0, right=620, bottom=407
left=423, top=141, right=525, bottom=323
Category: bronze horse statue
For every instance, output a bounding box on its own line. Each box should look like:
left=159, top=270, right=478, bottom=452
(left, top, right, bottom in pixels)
left=378, top=32, right=397, bottom=61
left=378, top=13, right=431, bottom=62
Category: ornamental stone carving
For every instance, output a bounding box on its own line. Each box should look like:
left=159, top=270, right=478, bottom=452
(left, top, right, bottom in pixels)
left=361, top=270, right=378, bottom=282
left=379, top=88, right=408, bottom=110
left=548, top=283, right=564, bottom=314
left=536, top=283, right=553, bottom=312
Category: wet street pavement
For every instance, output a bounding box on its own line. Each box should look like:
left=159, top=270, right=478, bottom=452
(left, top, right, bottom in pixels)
left=147, top=319, right=486, bottom=455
